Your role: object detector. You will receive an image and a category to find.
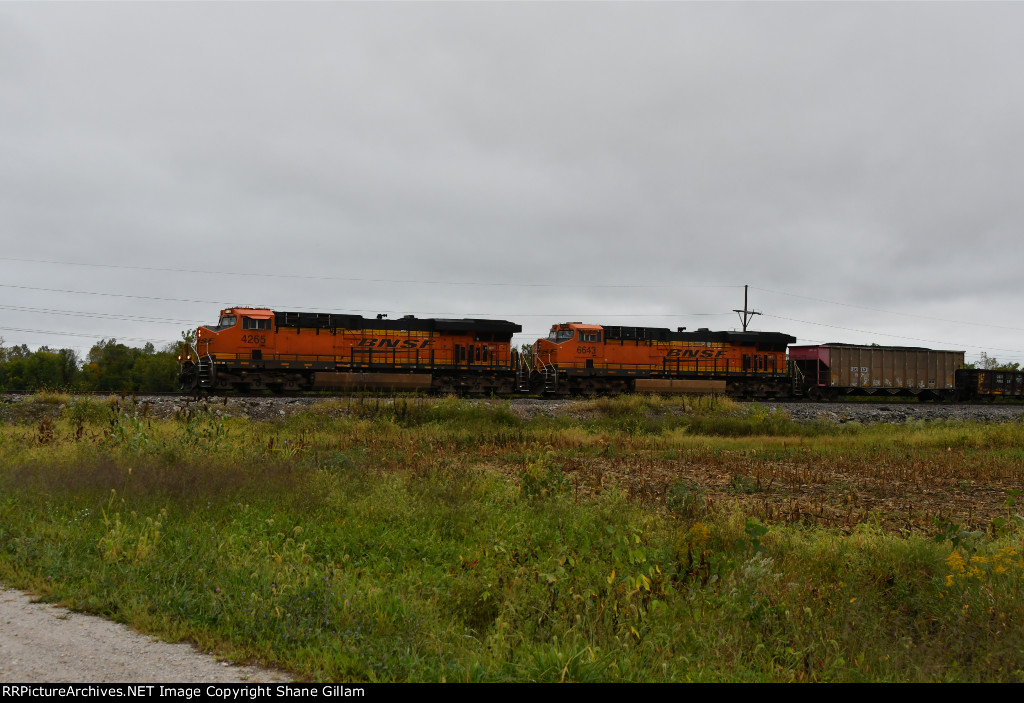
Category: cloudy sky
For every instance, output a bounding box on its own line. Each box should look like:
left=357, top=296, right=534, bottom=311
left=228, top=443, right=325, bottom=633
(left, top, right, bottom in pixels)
left=2, top=2, right=1024, bottom=366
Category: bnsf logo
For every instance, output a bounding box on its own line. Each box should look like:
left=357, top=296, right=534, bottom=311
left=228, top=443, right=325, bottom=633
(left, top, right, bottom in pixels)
left=357, top=338, right=435, bottom=349
left=665, top=349, right=729, bottom=359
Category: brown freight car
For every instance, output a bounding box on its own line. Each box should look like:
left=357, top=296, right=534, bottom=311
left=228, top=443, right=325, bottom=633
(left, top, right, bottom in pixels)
left=789, top=344, right=964, bottom=401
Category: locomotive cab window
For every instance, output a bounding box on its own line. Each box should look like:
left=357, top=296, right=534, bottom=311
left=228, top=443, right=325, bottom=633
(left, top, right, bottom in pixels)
left=217, top=315, right=237, bottom=329
left=243, top=317, right=272, bottom=331
left=548, top=329, right=575, bottom=343
left=578, top=331, right=602, bottom=343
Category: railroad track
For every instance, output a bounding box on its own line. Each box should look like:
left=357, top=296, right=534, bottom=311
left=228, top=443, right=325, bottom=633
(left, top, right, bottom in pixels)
left=3, top=390, right=1023, bottom=406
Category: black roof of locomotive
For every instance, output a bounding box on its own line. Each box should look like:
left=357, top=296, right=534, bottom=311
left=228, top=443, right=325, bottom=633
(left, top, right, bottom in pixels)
left=602, top=325, right=795, bottom=351
left=274, top=311, right=522, bottom=336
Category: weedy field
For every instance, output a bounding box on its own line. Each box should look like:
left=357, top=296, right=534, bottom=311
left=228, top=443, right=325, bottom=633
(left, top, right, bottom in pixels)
left=1, top=393, right=1023, bottom=681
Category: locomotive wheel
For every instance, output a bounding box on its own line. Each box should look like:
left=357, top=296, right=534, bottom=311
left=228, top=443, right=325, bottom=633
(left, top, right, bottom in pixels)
left=178, top=367, right=198, bottom=392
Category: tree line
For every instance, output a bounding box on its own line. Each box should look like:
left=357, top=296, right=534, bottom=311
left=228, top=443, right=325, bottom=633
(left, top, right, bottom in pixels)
left=963, top=352, right=1021, bottom=371
left=0, top=338, right=180, bottom=392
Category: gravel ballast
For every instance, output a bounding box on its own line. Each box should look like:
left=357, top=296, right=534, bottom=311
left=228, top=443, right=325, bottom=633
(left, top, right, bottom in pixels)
left=4, top=394, right=1022, bottom=426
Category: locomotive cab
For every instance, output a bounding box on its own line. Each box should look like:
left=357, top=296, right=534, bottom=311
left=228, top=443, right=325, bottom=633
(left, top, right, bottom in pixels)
left=180, top=307, right=275, bottom=391
left=535, top=323, right=603, bottom=370
left=196, top=308, right=274, bottom=361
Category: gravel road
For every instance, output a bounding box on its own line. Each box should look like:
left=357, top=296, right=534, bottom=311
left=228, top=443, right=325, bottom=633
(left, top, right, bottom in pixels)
left=0, top=587, right=292, bottom=683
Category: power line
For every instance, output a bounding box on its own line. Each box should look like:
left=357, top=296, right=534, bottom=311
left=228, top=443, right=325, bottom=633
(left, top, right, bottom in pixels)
left=0, top=283, right=227, bottom=306
left=0, top=283, right=734, bottom=319
left=6, top=258, right=1022, bottom=337
left=753, top=286, right=1024, bottom=333
left=0, top=326, right=170, bottom=346
left=4, top=280, right=1020, bottom=360
left=0, top=256, right=744, bottom=291
left=764, top=314, right=1024, bottom=355
left=0, top=304, right=197, bottom=326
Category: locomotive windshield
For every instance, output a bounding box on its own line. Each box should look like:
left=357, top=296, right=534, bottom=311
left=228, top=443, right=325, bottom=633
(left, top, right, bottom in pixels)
left=217, top=314, right=237, bottom=329
left=547, top=329, right=575, bottom=343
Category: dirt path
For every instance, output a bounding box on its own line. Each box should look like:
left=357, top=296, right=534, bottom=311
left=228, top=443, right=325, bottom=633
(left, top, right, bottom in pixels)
left=0, top=586, right=292, bottom=683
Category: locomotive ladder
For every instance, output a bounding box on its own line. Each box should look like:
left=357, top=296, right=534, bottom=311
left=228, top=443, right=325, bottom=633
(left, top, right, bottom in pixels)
left=196, top=352, right=214, bottom=388
left=789, top=362, right=804, bottom=397
left=542, top=365, right=558, bottom=393
left=515, top=357, right=532, bottom=392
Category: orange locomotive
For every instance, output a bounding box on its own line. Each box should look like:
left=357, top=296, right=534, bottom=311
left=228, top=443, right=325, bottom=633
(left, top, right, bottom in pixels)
left=531, top=322, right=796, bottom=396
left=179, top=307, right=522, bottom=393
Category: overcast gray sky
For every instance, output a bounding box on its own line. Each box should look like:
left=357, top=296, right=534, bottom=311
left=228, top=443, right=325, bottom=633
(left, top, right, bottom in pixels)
left=2, top=2, right=1024, bottom=365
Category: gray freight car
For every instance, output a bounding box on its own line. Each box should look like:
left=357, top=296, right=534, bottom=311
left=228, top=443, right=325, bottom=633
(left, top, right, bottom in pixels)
left=789, top=344, right=964, bottom=400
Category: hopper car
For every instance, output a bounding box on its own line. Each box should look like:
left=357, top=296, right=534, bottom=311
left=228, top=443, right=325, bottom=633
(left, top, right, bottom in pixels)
left=790, top=344, right=964, bottom=401
left=954, top=368, right=1024, bottom=402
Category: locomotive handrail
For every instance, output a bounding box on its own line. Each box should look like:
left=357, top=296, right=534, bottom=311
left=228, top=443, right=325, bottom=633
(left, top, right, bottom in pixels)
left=206, top=349, right=516, bottom=368
left=547, top=358, right=786, bottom=376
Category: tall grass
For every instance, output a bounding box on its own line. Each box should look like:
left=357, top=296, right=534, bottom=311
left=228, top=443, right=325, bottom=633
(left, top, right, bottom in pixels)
left=1, top=394, right=1024, bottom=681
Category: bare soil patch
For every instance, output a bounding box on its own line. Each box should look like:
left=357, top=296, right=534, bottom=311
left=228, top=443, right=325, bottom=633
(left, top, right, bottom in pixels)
left=534, top=448, right=1023, bottom=534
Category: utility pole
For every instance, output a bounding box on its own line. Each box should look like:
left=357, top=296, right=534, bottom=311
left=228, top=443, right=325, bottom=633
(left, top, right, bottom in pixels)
left=733, top=284, right=761, bottom=332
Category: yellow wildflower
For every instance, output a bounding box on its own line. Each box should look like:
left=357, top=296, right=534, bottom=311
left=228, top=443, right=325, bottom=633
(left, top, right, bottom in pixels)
left=687, top=522, right=710, bottom=548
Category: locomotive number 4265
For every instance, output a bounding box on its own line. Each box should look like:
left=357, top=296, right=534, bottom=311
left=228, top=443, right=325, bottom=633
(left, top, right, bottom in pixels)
left=242, top=334, right=267, bottom=345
